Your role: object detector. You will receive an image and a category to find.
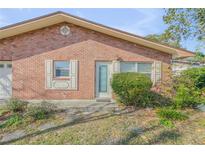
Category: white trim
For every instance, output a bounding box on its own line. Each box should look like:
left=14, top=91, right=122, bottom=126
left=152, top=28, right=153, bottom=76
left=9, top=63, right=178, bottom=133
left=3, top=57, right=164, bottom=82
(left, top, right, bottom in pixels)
left=45, top=60, right=78, bottom=90
left=0, top=61, right=12, bottom=99
left=135, top=63, right=138, bottom=72
left=45, top=59, right=53, bottom=89
left=70, top=60, right=78, bottom=90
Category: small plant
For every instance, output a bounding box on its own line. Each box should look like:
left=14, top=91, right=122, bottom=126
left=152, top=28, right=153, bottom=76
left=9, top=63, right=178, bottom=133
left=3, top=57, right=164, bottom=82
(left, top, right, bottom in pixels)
left=40, top=101, right=57, bottom=112
left=27, top=106, right=48, bottom=120
left=156, top=108, right=188, bottom=121
left=6, top=98, right=28, bottom=113
left=159, top=119, right=175, bottom=128
left=111, top=72, right=152, bottom=107
left=0, top=108, right=9, bottom=117
left=0, top=114, right=22, bottom=129
left=27, top=101, right=55, bottom=120
left=156, top=108, right=188, bottom=128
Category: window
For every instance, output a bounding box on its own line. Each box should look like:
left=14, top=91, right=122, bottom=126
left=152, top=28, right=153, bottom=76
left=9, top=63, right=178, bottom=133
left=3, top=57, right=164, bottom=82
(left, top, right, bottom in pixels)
left=120, top=62, right=136, bottom=72
left=0, top=64, right=4, bottom=68
left=54, top=61, right=70, bottom=78
left=120, top=62, right=152, bottom=78
left=7, top=64, right=12, bottom=68
left=138, top=63, right=152, bottom=78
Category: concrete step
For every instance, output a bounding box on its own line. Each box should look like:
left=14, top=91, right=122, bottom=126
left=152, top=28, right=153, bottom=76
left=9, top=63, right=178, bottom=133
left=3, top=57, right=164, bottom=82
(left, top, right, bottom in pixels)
left=96, top=98, right=111, bottom=102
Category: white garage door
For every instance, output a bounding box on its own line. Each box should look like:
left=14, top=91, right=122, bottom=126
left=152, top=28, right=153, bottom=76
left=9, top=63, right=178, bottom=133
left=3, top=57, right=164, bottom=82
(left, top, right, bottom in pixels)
left=0, top=62, right=12, bottom=99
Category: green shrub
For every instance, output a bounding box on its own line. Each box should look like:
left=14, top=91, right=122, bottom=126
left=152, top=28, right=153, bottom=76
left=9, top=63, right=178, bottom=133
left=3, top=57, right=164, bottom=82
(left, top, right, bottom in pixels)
left=27, top=101, right=55, bottom=120
left=173, top=67, right=205, bottom=108
left=6, top=98, right=28, bottom=113
left=159, top=119, right=175, bottom=128
left=27, top=106, right=48, bottom=120
left=140, top=91, right=172, bottom=108
left=156, top=108, right=188, bottom=121
left=40, top=101, right=57, bottom=112
left=174, top=84, right=201, bottom=108
left=196, top=73, right=205, bottom=89
left=181, top=67, right=205, bottom=89
left=111, top=72, right=152, bottom=106
left=0, top=114, right=22, bottom=128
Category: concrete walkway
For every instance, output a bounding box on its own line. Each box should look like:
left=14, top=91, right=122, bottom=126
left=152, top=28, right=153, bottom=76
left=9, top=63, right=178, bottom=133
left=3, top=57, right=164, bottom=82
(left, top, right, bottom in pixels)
left=1, top=99, right=119, bottom=110
left=28, top=100, right=120, bottom=111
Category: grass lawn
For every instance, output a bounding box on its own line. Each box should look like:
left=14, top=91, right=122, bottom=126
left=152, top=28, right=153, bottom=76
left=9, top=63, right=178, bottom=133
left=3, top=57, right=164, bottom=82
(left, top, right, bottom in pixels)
left=1, top=106, right=205, bottom=145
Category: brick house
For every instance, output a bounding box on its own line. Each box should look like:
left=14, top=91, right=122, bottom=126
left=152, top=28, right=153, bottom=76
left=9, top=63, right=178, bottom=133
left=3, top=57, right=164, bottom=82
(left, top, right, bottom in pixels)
left=0, top=11, right=195, bottom=101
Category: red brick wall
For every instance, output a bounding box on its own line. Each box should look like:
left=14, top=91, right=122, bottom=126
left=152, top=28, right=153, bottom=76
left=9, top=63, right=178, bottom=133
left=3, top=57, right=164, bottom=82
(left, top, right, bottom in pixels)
left=0, top=23, right=172, bottom=100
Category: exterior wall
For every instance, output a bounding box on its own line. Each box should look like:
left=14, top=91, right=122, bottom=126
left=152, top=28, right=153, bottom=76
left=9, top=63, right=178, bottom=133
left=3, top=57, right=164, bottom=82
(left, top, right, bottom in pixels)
left=0, top=23, right=172, bottom=100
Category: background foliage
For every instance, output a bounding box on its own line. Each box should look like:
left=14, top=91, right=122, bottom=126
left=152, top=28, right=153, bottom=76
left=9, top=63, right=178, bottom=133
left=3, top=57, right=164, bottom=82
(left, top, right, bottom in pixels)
left=173, top=67, right=205, bottom=108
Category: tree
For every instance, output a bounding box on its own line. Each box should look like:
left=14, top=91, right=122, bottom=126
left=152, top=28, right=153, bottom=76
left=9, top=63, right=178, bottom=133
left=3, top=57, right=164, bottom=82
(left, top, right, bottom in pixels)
left=163, top=9, right=205, bottom=50
left=146, top=34, right=181, bottom=48
left=194, top=49, right=205, bottom=62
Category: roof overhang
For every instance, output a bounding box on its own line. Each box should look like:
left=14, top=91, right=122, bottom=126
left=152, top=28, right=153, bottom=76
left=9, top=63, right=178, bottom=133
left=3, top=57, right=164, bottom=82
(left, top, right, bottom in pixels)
left=0, top=11, right=194, bottom=56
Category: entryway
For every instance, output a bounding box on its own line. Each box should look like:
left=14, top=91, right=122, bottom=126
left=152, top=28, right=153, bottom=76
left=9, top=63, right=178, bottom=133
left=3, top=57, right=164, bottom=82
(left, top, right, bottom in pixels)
left=0, top=62, right=12, bottom=100
left=95, top=62, right=112, bottom=100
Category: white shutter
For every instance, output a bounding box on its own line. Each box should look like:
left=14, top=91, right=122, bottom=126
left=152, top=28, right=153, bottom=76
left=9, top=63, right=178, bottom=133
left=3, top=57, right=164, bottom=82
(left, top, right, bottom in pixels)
left=70, top=60, right=78, bottom=90
left=45, top=60, right=53, bottom=89
left=152, top=61, right=162, bottom=85
left=112, top=60, right=120, bottom=73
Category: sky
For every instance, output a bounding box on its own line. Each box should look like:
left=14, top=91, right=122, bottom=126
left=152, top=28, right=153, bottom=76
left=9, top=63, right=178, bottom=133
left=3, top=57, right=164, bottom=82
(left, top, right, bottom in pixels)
left=0, top=8, right=201, bottom=53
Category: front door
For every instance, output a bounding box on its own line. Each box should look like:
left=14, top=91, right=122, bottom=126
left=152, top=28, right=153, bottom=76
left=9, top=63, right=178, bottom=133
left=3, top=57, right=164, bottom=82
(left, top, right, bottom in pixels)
left=0, top=62, right=12, bottom=99
left=96, top=62, right=111, bottom=98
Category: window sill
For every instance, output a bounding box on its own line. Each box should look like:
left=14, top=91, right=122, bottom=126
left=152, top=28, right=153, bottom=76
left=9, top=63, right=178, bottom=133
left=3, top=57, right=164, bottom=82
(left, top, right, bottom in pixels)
left=53, top=77, right=71, bottom=80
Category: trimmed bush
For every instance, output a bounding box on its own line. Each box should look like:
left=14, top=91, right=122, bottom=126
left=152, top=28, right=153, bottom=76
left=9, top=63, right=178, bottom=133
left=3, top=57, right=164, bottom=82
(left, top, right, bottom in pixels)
left=156, top=108, right=188, bottom=121
left=6, top=98, right=28, bottom=113
left=111, top=72, right=152, bottom=106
